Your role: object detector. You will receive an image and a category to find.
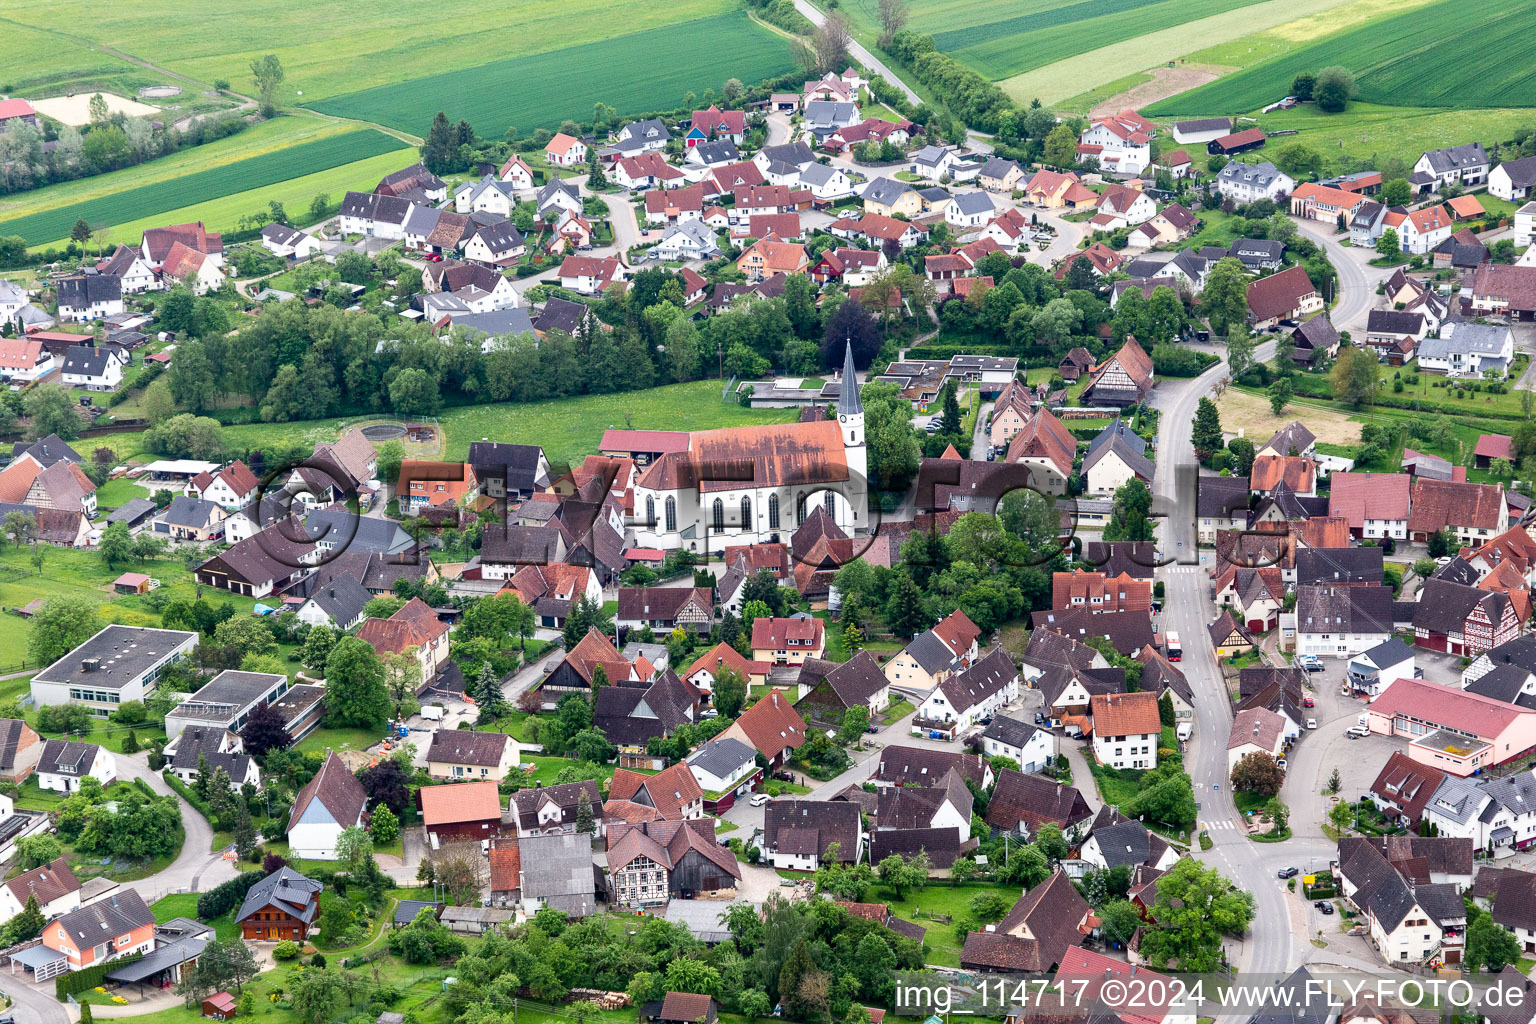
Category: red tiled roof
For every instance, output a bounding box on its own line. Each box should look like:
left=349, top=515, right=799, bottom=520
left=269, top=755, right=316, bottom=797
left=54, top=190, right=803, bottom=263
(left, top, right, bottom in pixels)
left=1476, top=434, right=1515, bottom=461
left=1250, top=455, right=1316, bottom=494
left=1370, top=677, right=1529, bottom=737
left=729, top=688, right=806, bottom=760
left=1328, top=472, right=1411, bottom=527
left=419, top=780, right=502, bottom=826
left=1090, top=691, right=1160, bottom=737
left=488, top=842, right=521, bottom=890
left=1408, top=478, right=1505, bottom=533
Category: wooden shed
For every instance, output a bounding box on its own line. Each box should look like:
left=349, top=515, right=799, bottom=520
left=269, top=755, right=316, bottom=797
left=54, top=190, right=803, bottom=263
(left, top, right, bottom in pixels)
left=113, top=572, right=151, bottom=595
left=203, top=992, right=238, bottom=1020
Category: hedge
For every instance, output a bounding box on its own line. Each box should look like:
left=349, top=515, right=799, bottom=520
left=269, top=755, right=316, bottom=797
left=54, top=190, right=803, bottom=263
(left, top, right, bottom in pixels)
left=162, top=769, right=213, bottom=821
left=131, top=777, right=155, bottom=798
left=197, top=869, right=266, bottom=920
left=57, top=951, right=144, bottom=998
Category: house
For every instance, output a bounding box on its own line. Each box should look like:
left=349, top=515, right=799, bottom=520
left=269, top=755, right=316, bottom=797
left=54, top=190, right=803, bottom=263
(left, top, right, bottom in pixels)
left=649, top=219, right=719, bottom=263
left=1250, top=455, right=1317, bottom=497
left=510, top=779, right=604, bottom=837
left=1171, top=117, right=1231, bottom=145
left=35, top=739, right=113, bottom=793
left=1418, top=321, right=1515, bottom=378
left=1127, top=204, right=1198, bottom=248
left=685, top=737, right=759, bottom=808
left=1197, top=475, right=1251, bottom=544
left=1408, top=478, right=1507, bottom=544
left=981, top=716, right=1055, bottom=773
left=614, top=152, right=684, bottom=191
left=1247, top=266, right=1323, bottom=328
left=1290, top=583, right=1393, bottom=658
left=1052, top=568, right=1151, bottom=615
left=1025, top=169, right=1098, bottom=209
left=425, top=730, right=520, bottom=782
left=1469, top=263, right=1536, bottom=320
left=1080, top=337, right=1154, bottom=408
left=31, top=624, right=197, bottom=714
left=398, top=459, right=477, bottom=516
left=235, top=866, right=321, bottom=942
left=259, top=223, right=324, bottom=260
left=795, top=651, right=890, bottom=720
left=958, top=869, right=1091, bottom=972
left=286, top=752, right=367, bottom=860
left=946, top=191, right=995, bottom=229
left=688, top=106, right=746, bottom=146
left=1288, top=314, right=1340, bottom=368
left=1138, top=645, right=1196, bottom=725
left=979, top=157, right=1025, bottom=193
left=1382, top=205, right=1454, bottom=255
left=1089, top=691, right=1161, bottom=770
left=810, top=247, right=885, bottom=287
left=461, top=220, right=526, bottom=267
left=908, top=145, right=976, bottom=182
left=1082, top=421, right=1154, bottom=495
left=545, top=133, right=587, bottom=167
left=1335, top=839, right=1447, bottom=964
left=535, top=179, right=583, bottom=220
left=1347, top=639, right=1418, bottom=700
left=1079, top=811, right=1180, bottom=872
left=0, top=718, right=42, bottom=784
left=194, top=519, right=317, bottom=598
left=608, top=821, right=740, bottom=906
left=1289, top=182, right=1371, bottom=225
left=859, top=177, right=919, bottom=218
left=1054, top=241, right=1122, bottom=280
left=751, top=617, right=824, bottom=664
left=986, top=768, right=1091, bottom=837
left=419, top=780, right=503, bottom=847
left=59, top=344, right=124, bottom=391
left=1227, top=706, right=1286, bottom=772
left=0, top=857, right=80, bottom=922
left=883, top=609, right=982, bottom=691
left=1158, top=148, right=1194, bottom=179
left=0, top=279, right=29, bottom=328
left=1216, top=161, right=1294, bottom=203
left=874, top=766, right=973, bottom=841
left=1414, top=579, right=1521, bottom=657
left=187, top=460, right=259, bottom=511
left=683, top=642, right=769, bottom=696
left=517, top=832, right=599, bottom=917
left=610, top=762, right=705, bottom=820
left=1228, top=237, right=1285, bottom=273
left=140, top=221, right=223, bottom=269
left=1489, top=156, right=1536, bottom=201
left=797, top=162, right=854, bottom=202
left=1093, top=184, right=1156, bottom=228
left=762, top=799, right=862, bottom=869
left=1209, top=610, right=1256, bottom=659
left=40, top=890, right=154, bottom=971
left=1350, top=202, right=1389, bottom=246
left=1368, top=752, right=1448, bottom=828
left=1079, top=111, right=1152, bottom=176
left=735, top=234, right=806, bottom=282
left=719, top=688, right=806, bottom=768
left=357, top=598, right=451, bottom=683
left=56, top=273, right=123, bottom=322
left=1415, top=143, right=1489, bottom=189
left=557, top=255, right=625, bottom=296
left=921, top=647, right=1019, bottom=729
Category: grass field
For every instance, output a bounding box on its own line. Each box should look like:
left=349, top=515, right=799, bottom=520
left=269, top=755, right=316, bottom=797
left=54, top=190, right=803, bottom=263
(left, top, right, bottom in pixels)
left=0, top=128, right=405, bottom=246
left=308, top=12, right=792, bottom=136
left=1147, top=0, right=1536, bottom=115
left=90, top=379, right=799, bottom=473
left=1234, top=103, right=1535, bottom=167
left=0, top=18, right=173, bottom=96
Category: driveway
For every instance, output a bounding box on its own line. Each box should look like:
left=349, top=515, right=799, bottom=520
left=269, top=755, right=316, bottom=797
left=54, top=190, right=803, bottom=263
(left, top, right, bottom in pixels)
left=116, top=752, right=239, bottom=901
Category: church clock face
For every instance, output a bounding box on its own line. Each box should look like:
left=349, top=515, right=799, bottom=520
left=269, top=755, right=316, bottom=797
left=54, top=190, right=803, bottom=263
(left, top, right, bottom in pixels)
left=839, top=415, right=847, bottom=423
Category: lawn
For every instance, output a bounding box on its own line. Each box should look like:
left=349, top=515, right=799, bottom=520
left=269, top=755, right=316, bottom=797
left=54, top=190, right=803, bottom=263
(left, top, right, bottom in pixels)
left=1146, top=0, right=1536, bottom=114
left=90, top=380, right=799, bottom=476
left=884, top=880, right=1023, bottom=967
left=0, top=116, right=353, bottom=223
left=94, top=476, right=154, bottom=510
left=1088, top=760, right=1145, bottom=808
left=150, top=893, right=241, bottom=941
left=1, top=130, right=409, bottom=247
left=294, top=725, right=386, bottom=757
left=517, top=754, right=615, bottom=787
left=1209, top=103, right=1536, bottom=169
left=308, top=12, right=793, bottom=136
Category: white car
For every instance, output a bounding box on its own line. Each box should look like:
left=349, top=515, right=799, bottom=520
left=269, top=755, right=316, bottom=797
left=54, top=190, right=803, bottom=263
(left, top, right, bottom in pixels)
left=1277, top=758, right=1288, bottom=771
left=750, top=793, right=771, bottom=807
left=1306, top=718, right=1318, bottom=730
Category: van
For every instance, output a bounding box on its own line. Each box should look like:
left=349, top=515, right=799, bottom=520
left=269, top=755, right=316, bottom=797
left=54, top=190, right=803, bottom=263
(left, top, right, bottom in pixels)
left=1175, top=723, right=1192, bottom=742
left=420, top=705, right=444, bottom=722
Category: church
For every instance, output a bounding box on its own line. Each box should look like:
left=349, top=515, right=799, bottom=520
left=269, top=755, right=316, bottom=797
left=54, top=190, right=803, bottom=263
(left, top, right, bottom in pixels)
left=631, top=344, right=868, bottom=552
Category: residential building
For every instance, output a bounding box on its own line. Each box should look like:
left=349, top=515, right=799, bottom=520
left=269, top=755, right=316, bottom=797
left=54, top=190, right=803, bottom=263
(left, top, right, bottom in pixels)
left=958, top=869, right=1092, bottom=972
left=40, top=890, right=154, bottom=971
left=921, top=647, right=1018, bottom=729
left=510, top=779, right=605, bottom=837
left=1292, top=584, right=1394, bottom=658
left=286, top=752, right=368, bottom=860
left=1415, top=143, right=1489, bottom=188
left=1413, top=579, right=1521, bottom=657
left=425, top=730, right=521, bottom=782
left=980, top=716, right=1055, bottom=773
left=750, top=617, right=824, bottom=665
left=36, top=740, right=113, bottom=793
left=1215, top=161, right=1294, bottom=203
left=236, top=867, right=321, bottom=941
left=1089, top=691, right=1161, bottom=770
left=1247, top=266, right=1324, bottom=328
left=1417, top=321, right=1515, bottom=378
left=718, top=689, right=806, bottom=768
left=762, top=799, right=862, bottom=869
left=794, top=651, right=890, bottom=719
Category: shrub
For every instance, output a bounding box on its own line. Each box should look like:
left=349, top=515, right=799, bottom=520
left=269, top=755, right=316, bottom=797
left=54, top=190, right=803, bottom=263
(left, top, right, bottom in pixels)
left=273, top=940, right=300, bottom=960
left=197, top=870, right=265, bottom=919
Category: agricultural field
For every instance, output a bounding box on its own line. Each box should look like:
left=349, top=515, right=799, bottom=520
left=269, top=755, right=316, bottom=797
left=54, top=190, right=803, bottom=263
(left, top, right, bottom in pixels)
left=308, top=12, right=793, bottom=136
left=0, top=18, right=174, bottom=96
left=0, top=129, right=409, bottom=246
left=0, top=0, right=750, bottom=105
left=1147, top=0, right=1536, bottom=115
left=1231, top=102, right=1534, bottom=168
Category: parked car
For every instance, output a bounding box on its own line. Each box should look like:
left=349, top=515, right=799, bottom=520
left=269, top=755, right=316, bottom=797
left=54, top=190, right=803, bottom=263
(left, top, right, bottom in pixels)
left=750, top=793, right=771, bottom=807
left=1297, top=656, right=1322, bottom=672
left=1303, top=696, right=1315, bottom=708
left=1306, top=718, right=1318, bottom=730
left=1315, top=901, right=1334, bottom=915
left=1347, top=725, right=1371, bottom=739
left=1278, top=866, right=1299, bottom=879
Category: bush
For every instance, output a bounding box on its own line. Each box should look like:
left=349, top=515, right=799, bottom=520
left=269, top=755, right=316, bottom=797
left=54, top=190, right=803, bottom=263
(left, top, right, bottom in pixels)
left=273, top=940, right=300, bottom=960
left=197, top=869, right=265, bottom=919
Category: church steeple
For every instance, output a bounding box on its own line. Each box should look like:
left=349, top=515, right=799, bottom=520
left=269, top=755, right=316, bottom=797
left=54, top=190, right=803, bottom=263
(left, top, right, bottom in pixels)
left=837, top=340, right=862, bottom=417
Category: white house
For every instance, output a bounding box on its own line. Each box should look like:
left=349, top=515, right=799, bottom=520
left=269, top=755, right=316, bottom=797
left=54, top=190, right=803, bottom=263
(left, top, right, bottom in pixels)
left=1515, top=202, right=1536, bottom=247
left=1079, top=113, right=1152, bottom=176
left=1226, top=707, right=1286, bottom=773
left=59, top=345, right=125, bottom=391
left=545, top=133, right=588, bottom=167
left=0, top=338, right=54, bottom=382
left=945, top=191, right=995, bottom=229
left=1414, top=143, right=1489, bottom=189
left=797, top=162, right=854, bottom=202
left=0, top=856, right=81, bottom=922
left=189, top=461, right=259, bottom=511
left=1078, top=819, right=1181, bottom=872
left=56, top=274, right=123, bottom=323
left=36, top=740, right=115, bottom=793
left=921, top=648, right=1017, bottom=730
left=980, top=716, right=1055, bottom=774
left=909, top=145, right=977, bottom=183
left=499, top=155, right=536, bottom=191
left=259, top=224, right=324, bottom=260
left=1417, top=321, right=1515, bottom=378
left=1215, top=161, right=1294, bottom=203
left=337, top=191, right=414, bottom=240
left=1384, top=205, right=1454, bottom=255
left=286, top=752, right=367, bottom=860
left=684, top=736, right=758, bottom=798
left=31, top=625, right=197, bottom=715
left=763, top=799, right=862, bottom=871
left=294, top=576, right=371, bottom=631
left=98, top=246, right=159, bottom=293
left=650, top=220, right=720, bottom=262
left=0, top=280, right=26, bottom=327
left=557, top=255, right=625, bottom=296
left=1290, top=585, right=1394, bottom=659
left=1346, top=637, right=1416, bottom=696
left=454, top=176, right=519, bottom=217
left=461, top=221, right=527, bottom=266
left=1489, top=157, right=1536, bottom=202
left=1088, top=692, right=1161, bottom=771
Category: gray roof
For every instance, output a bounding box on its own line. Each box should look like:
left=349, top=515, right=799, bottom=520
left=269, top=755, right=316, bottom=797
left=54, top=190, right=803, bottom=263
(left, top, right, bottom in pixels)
left=393, top=899, right=444, bottom=925
left=804, top=101, right=857, bottom=126
left=1217, top=161, right=1286, bottom=190
left=663, top=898, right=760, bottom=943
left=1353, top=637, right=1414, bottom=670
left=760, top=142, right=815, bottom=167
left=12, top=434, right=80, bottom=467
left=1088, top=818, right=1158, bottom=869
left=161, top=495, right=222, bottom=529
left=451, top=307, right=538, bottom=339
left=304, top=507, right=413, bottom=555
left=181, top=669, right=285, bottom=711
left=950, top=191, right=995, bottom=216
left=658, top=218, right=718, bottom=251
left=690, top=140, right=740, bottom=165
left=1424, top=774, right=1487, bottom=825
left=105, top=933, right=207, bottom=982
left=1086, top=419, right=1146, bottom=460
left=237, top=866, right=322, bottom=925
left=1498, top=156, right=1536, bottom=190
left=1175, top=117, right=1231, bottom=134
left=53, top=889, right=154, bottom=943
left=37, top=739, right=100, bottom=777
left=981, top=714, right=1045, bottom=751
left=862, top=177, right=913, bottom=206
left=619, top=119, right=671, bottom=143
left=797, top=163, right=840, bottom=188
left=1419, top=321, right=1512, bottom=359
left=1422, top=142, right=1488, bottom=174
left=1367, top=309, right=1426, bottom=336
left=466, top=218, right=525, bottom=253
left=1251, top=967, right=1330, bottom=1024
left=105, top=497, right=157, bottom=525
left=1082, top=430, right=1154, bottom=482
left=34, top=624, right=196, bottom=689
left=303, top=575, right=372, bottom=626
left=1480, top=635, right=1536, bottom=675
left=686, top=736, right=756, bottom=778
left=519, top=832, right=597, bottom=913
left=339, top=190, right=415, bottom=226
left=902, top=627, right=958, bottom=675
left=837, top=340, right=862, bottom=418
left=58, top=273, right=121, bottom=308
left=536, top=179, right=581, bottom=209
left=980, top=156, right=1020, bottom=179
left=1297, top=585, right=1392, bottom=637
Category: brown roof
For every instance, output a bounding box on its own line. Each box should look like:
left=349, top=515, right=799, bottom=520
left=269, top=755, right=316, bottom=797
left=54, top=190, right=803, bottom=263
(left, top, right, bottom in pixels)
left=1408, top=477, right=1505, bottom=533
left=764, top=799, right=861, bottom=861
left=1051, top=570, right=1152, bottom=614
left=960, top=869, right=1088, bottom=971
left=609, top=762, right=703, bottom=818
left=728, top=689, right=806, bottom=761
left=659, top=993, right=716, bottom=1023
left=1089, top=690, right=1160, bottom=737
left=986, top=769, right=1091, bottom=832
left=751, top=617, right=824, bottom=650
left=617, top=587, right=712, bottom=623
left=1250, top=455, right=1316, bottom=494
left=288, top=751, right=367, bottom=832
left=4, top=857, right=79, bottom=908
left=488, top=842, right=521, bottom=891
left=420, top=780, right=502, bottom=827
left=1473, top=264, right=1536, bottom=312
left=425, top=730, right=512, bottom=767
left=1246, top=266, right=1317, bottom=320
left=930, top=609, right=981, bottom=658
left=1005, top=407, right=1075, bottom=477
left=872, top=746, right=990, bottom=788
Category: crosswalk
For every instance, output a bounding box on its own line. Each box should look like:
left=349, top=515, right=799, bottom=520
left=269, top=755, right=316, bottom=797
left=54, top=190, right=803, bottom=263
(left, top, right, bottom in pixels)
left=1165, top=566, right=1204, bottom=575
left=1204, top=820, right=1239, bottom=831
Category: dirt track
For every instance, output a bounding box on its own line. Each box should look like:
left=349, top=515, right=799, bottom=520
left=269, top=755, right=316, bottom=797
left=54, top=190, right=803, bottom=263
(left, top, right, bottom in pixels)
left=1091, top=65, right=1228, bottom=118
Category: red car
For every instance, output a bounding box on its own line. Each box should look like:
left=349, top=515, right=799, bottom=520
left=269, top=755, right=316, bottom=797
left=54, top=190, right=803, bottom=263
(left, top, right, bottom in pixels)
left=1303, top=697, right=1315, bottom=708
left=427, top=253, right=443, bottom=262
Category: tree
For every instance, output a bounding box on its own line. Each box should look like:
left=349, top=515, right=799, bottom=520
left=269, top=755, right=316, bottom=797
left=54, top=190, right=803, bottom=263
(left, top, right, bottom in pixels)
left=1274, top=143, right=1322, bottom=180
left=1226, top=324, right=1255, bottom=380
left=1380, top=179, right=1412, bottom=207
left=1043, top=124, right=1077, bottom=168
left=336, top=825, right=373, bottom=873
left=1103, top=477, right=1154, bottom=543
left=1101, top=899, right=1142, bottom=945
left=714, top=665, right=747, bottom=718
left=234, top=801, right=258, bottom=860
left=1428, top=529, right=1457, bottom=559
left=1201, top=257, right=1250, bottom=336
left=1376, top=228, right=1401, bottom=257
left=1230, top=751, right=1284, bottom=798
left=877, top=0, right=909, bottom=47
left=249, top=54, right=285, bottom=116
left=388, top=367, right=441, bottom=416
left=238, top=700, right=290, bottom=758
left=3, top=892, right=45, bottom=944
left=1331, top=346, right=1380, bottom=408
left=16, top=833, right=62, bottom=870
left=2, top=509, right=36, bottom=548
left=27, top=594, right=99, bottom=667
left=71, top=218, right=92, bottom=244
left=1314, top=66, right=1356, bottom=113
left=323, top=637, right=391, bottom=727
left=1258, top=378, right=1295, bottom=420
left=1191, top=396, right=1223, bottom=462
left=1226, top=437, right=1257, bottom=479
left=837, top=706, right=870, bottom=745
left=876, top=853, right=927, bottom=900
left=1138, top=858, right=1254, bottom=972
left=1467, top=915, right=1524, bottom=972
left=370, top=804, right=400, bottom=845
left=213, top=616, right=277, bottom=661
left=23, top=385, right=82, bottom=441
left=1290, top=72, right=1316, bottom=102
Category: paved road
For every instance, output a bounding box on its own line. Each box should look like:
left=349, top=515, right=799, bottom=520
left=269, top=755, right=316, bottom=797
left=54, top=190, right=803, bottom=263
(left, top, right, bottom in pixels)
left=791, top=0, right=918, bottom=105
left=0, top=974, right=69, bottom=1024
left=117, top=752, right=240, bottom=900
left=1293, top=220, right=1385, bottom=334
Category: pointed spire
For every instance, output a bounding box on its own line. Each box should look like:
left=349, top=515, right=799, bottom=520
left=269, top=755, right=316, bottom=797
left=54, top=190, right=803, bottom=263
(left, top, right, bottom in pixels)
left=837, top=340, right=862, bottom=417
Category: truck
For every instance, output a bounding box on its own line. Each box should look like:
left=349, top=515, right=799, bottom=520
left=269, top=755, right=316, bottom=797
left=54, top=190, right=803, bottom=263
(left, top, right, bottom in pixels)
left=1165, top=631, right=1182, bottom=662
left=1175, top=723, right=1192, bottom=742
